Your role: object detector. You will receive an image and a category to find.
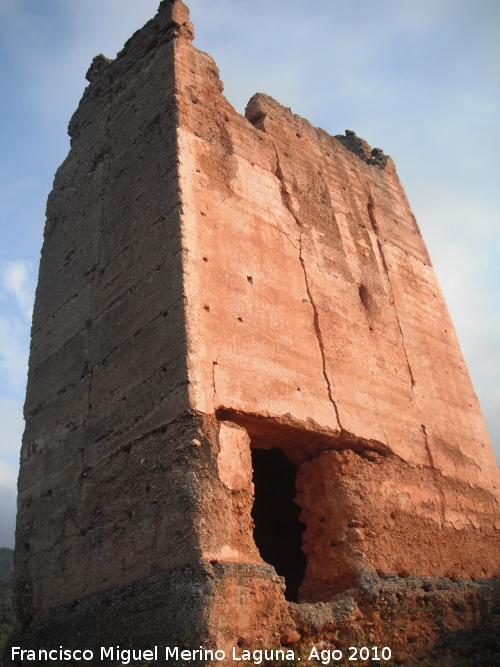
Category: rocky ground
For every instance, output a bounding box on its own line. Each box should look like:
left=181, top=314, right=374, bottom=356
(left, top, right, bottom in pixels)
left=288, top=573, right=500, bottom=666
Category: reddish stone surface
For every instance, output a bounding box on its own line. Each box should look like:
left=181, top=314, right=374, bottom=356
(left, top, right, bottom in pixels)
left=174, top=16, right=500, bottom=592
left=8, top=0, right=500, bottom=663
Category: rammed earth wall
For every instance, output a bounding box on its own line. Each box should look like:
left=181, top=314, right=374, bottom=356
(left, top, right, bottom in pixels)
left=7, top=1, right=500, bottom=664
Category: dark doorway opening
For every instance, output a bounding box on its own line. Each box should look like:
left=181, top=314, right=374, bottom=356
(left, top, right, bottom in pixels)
left=251, top=447, right=307, bottom=602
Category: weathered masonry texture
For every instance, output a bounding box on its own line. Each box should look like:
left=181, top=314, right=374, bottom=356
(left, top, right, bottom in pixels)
left=9, top=0, right=500, bottom=663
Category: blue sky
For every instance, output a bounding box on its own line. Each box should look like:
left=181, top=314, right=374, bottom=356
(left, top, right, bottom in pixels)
left=0, top=0, right=499, bottom=548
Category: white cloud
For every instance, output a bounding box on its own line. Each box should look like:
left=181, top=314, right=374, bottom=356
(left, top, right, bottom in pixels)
left=0, top=317, right=29, bottom=396
left=0, top=459, right=18, bottom=492
left=0, top=261, right=34, bottom=399
left=0, top=395, right=24, bottom=460
left=2, top=260, right=34, bottom=320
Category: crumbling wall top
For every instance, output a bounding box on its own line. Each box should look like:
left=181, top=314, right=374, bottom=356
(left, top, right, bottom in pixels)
left=158, top=0, right=191, bottom=27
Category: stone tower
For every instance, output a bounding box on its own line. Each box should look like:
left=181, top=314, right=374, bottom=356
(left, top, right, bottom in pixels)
left=10, top=0, right=500, bottom=662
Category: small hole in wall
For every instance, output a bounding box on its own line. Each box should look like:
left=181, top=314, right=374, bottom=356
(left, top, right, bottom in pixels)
left=237, top=316, right=243, bottom=322
left=358, top=284, right=372, bottom=313
left=251, top=447, right=307, bottom=602
left=204, top=305, right=210, bottom=312
left=247, top=276, right=253, bottom=283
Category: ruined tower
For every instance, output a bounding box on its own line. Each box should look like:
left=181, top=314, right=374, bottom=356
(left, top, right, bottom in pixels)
left=10, top=0, right=500, bottom=662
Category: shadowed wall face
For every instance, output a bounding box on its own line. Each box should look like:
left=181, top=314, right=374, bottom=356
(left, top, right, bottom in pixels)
left=15, top=13, right=194, bottom=623
left=10, top=0, right=500, bottom=660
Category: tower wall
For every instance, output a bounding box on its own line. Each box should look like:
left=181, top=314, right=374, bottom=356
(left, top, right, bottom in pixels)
left=9, top=0, right=500, bottom=661
left=16, top=10, right=193, bottom=623
left=174, top=30, right=500, bottom=592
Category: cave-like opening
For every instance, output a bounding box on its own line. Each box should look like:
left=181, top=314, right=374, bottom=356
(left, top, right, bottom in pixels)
left=250, top=447, right=307, bottom=602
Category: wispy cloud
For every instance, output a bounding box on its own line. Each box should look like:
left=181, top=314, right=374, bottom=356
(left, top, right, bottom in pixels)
left=0, top=459, right=18, bottom=492
left=0, top=261, right=34, bottom=396
left=0, top=317, right=29, bottom=396
left=0, top=396, right=24, bottom=464
left=2, top=260, right=34, bottom=320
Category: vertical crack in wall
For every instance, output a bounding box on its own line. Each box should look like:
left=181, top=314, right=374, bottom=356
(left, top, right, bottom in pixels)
left=212, top=362, right=217, bottom=405
left=421, top=424, right=447, bottom=521
left=211, top=348, right=220, bottom=408
left=367, top=195, right=416, bottom=392
left=368, top=195, right=442, bottom=475
left=272, top=143, right=343, bottom=432
left=84, top=364, right=94, bottom=427
left=421, top=423, right=436, bottom=470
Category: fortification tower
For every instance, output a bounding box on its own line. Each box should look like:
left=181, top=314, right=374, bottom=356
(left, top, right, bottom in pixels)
left=9, top=0, right=500, bottom=662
